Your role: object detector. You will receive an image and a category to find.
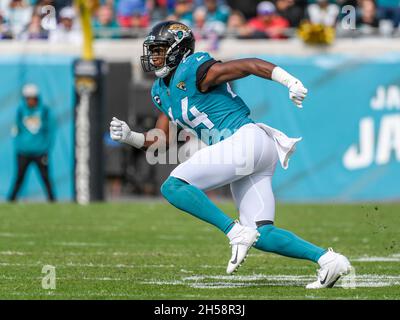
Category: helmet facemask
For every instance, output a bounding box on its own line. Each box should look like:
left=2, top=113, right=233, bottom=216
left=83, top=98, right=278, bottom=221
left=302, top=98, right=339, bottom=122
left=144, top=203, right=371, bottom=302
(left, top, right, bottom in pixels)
left=141, top=41, right=170, bottom=78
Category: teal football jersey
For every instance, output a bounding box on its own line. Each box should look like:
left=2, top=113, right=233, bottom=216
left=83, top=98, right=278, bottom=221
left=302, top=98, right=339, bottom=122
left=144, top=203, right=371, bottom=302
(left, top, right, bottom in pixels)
left=151, top=52, right=254, bottom=145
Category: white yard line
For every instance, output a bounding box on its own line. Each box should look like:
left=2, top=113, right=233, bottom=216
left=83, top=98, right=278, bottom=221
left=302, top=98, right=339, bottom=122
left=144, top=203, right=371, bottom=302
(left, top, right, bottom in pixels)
left=0, top=262, right=177, bottom=269
left=142, top=273, right=400, bottom=289
left=0, top=232, right=32, bottom=238
left=0, top=251, right=27, bottom=256
left=353, top=257, right=400, bottom=262
left=1, top=272, right=399, bottom=289
left=0, top=250, right=185, bottom=257
left=55, top=242, right=110, bottom=247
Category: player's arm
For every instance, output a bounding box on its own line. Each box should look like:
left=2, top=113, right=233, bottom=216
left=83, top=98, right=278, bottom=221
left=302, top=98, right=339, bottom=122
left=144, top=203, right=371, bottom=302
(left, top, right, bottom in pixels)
left=200, top=58, right=307, bottom=108
left=109, top=113, right=170, bottom=150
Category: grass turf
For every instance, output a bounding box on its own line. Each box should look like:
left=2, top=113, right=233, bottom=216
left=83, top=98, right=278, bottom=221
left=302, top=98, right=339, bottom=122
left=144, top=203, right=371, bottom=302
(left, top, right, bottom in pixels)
left=0, top=202, right=399, bottom=299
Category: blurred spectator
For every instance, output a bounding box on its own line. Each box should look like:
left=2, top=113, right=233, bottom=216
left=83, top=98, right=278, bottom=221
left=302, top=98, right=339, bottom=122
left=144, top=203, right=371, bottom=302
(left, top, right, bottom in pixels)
left=193, top=5, right=205, bottom=36
left=48, top=6, right=82, bottom=44
left=93, top=4, right=121, bottom=38
left=226, top=9, right=247, bottom=37
left=356, top=0, right=379, bottom=34
left=376, top=0, right=400, bottom=28
left=193, top=0, right=230, bottom=37
left=306, top=0, right=339, bottom=27
left=147, top=0, right=169, bottom=24
left=8, top=83, right=56, bottom=202
left=245, top=1, right=290, bottom=39
left=275, top=0, right=304, bottom=27
left=7, top=0, right=33, bottom=39
left=0, top=0, right=399, bottom=41
left=336, top=0, right=357, bottom=6
left=167, top=0, right=193, bottom=27
left=117, top=0, right=149, bottom=29
left=226, top=0, right=262, bottom=20
left=34, top=1, right=57, bottom=31
left=35, top=0, right=74, bottom=21
left=0, top=10, right=12, bottom=38
left=21, top=12, right=48, bottom=39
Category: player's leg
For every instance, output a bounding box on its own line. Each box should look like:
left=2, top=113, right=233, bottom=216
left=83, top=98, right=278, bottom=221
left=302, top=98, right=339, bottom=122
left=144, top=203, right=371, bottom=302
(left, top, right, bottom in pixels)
left=8, top=154, right=31, bottom=201
left=160, top=124, right=263, bottom=271
left=231, top=173, right=352, bottom=288
left=33, top=154, right=55, bottom=202
left=231, top=174, right=326, bottom=262
left=161, top=123, right=262, bottom=232
left=161, top=176, right=235, bottom=234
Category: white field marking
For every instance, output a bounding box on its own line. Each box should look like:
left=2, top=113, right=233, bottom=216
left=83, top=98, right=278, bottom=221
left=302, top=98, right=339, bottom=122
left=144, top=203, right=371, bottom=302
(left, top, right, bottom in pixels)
left=0, top=232, right=32, bottom=238
left=183, top=274, right=312, bottom=281
left=0, top=262, right=40, bottom=267
left=191, top=282, right=265, bottom=289
left=353, top=257, right=400, bottom=262
left=157, top=235, right=185, bottom=240
left=199, top=265, right=221, bottom=269
left=2, top=273, right=399, bottom=289
left=140, top=280, right=186, bottom=286
left=55, top=242, right=109, bottom=247
left=0, top=250, right=185, bottom=257
left=57, top=226, right=121, bottom=231
left=143, top=274, right=400, bottom=289
left=0, top=275, right=160, bottom=282
left=0, top=262, right=176, bottom=269
left=17, top=241, right=36, bottom=246
left=180, top=269, right=193, bottom=273
left=63, top=262, right=176, bottom=269
left=4, top=292, right=152, bottom=298
left=3, top=292, right=363, bottom=300
left=0, top=251, right=26, bottom=256
left=197, top=265, right=310, bottom=270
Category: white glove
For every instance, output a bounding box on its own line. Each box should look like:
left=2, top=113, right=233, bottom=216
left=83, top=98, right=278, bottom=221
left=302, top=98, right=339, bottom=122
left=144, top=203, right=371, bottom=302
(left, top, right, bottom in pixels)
left=110, top=117, right=131, bottom=142
left=109, top=117, right=145, bottom=148
left=288, top=79, right=308, bottom=109
left=271, top=66, right=308, bottom=109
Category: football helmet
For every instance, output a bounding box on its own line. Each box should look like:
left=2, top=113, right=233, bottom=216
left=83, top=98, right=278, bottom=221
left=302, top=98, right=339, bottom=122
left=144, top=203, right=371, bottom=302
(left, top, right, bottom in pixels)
left=141, top=21, right=195, bottom=78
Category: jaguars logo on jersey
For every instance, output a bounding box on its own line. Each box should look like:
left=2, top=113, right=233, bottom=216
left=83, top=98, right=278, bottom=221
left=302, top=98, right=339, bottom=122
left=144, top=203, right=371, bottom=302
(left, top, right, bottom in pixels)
left=176, top=81, right=186, bottom=91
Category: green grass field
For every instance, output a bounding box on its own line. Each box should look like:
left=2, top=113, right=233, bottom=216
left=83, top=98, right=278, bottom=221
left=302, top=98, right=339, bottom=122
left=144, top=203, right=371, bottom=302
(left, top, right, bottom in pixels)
left=0, top=202, right=399, bottom=300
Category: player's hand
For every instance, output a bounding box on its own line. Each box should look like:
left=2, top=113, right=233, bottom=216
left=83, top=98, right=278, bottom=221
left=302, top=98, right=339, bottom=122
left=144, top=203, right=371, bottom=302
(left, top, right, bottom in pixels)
left=288, top=80, right=308, bottom=109
left=110, top=117, right=131, bottom=143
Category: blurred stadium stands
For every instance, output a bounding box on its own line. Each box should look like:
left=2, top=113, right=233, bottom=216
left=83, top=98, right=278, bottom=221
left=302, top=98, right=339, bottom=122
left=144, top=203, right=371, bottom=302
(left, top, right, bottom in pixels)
left=0, top=0, right=399, bottom=203
left=0, top=0, right=399, bottom=41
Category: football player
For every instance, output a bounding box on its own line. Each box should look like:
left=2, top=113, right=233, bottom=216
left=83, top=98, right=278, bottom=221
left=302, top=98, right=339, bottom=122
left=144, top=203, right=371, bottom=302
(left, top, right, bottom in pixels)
left=110, top=21, right=351, bottom=289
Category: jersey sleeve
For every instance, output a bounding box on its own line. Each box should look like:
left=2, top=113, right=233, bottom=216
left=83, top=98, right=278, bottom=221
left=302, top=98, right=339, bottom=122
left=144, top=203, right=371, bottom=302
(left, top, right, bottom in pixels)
left=196, top=58, right=221, bottom=92
left=185, top=52, right=221, bottom=93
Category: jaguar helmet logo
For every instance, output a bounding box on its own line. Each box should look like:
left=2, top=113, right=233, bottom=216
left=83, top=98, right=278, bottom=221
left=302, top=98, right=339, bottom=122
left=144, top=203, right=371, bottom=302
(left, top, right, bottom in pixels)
left=168, top=24, right=191, bottom=42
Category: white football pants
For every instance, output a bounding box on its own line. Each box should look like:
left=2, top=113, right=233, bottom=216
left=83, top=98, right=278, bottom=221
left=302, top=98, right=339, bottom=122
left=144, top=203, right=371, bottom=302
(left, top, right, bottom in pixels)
left=170, top=123, right=300, bottom=228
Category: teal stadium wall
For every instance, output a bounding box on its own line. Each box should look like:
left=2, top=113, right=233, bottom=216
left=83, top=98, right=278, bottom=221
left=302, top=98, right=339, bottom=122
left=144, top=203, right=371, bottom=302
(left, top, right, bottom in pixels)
left=234, top=53, right=400, bottom=202
left=1, top=52, right=399, bottom=202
